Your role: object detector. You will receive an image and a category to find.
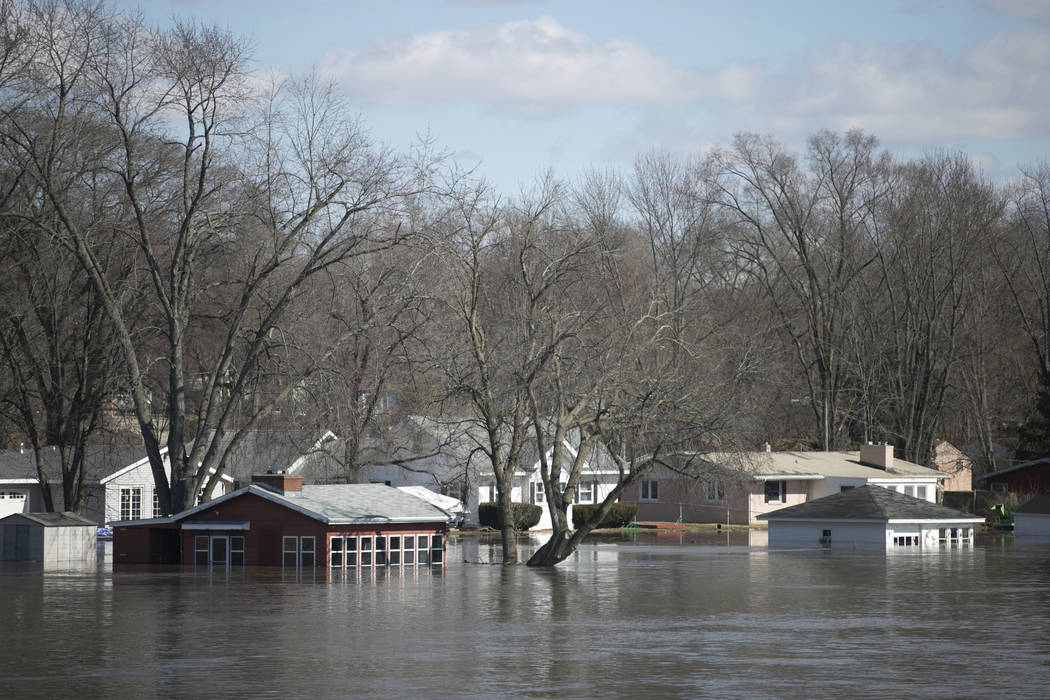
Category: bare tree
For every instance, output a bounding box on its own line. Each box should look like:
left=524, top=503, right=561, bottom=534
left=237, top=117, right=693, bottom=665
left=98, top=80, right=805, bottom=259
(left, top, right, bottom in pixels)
left=0, top=1, right=435, bottom=514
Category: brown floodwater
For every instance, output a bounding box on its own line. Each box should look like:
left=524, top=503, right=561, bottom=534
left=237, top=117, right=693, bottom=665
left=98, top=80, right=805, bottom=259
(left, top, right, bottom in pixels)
left=1, top=531, right=1048, bottom=699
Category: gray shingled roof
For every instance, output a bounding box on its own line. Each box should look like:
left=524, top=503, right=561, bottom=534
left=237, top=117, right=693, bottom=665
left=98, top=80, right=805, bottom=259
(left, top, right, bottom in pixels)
left=758, top=485, right=983, bottom=522
left=0, top=445, right=148, bottom=482
left=0, top=511, right=97, bottom=527
left=1015, top=494, right=1050, bottom=515
left=163, top=482, right=452, bottom=526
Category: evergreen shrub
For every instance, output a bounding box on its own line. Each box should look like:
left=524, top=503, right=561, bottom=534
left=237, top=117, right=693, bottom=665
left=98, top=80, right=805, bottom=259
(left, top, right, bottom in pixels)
left=571, top=502, right=638, bottom=529
left=477, top=502, right=543, bottom=531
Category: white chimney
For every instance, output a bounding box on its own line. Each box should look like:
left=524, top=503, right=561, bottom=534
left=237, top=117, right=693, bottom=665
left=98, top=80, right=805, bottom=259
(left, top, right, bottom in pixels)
left=860, top=442, right=894, bottom=471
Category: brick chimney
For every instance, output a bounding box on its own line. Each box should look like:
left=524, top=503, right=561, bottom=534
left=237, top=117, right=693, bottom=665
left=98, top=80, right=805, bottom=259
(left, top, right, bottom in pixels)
left=252, top=472, right=303, bottom=496
left=859, top=442, right=894, bottom=471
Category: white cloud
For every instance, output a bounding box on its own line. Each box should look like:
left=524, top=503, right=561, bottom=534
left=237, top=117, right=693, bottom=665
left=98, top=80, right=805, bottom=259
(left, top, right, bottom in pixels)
left=758, top=30, right=1050, bottom=143
left=318, top=15, right=758, bottom=114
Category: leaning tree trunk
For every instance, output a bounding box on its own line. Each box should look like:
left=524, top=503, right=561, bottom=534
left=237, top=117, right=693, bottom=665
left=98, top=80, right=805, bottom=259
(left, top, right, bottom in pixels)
left=526, top=527, right=578, bottom=567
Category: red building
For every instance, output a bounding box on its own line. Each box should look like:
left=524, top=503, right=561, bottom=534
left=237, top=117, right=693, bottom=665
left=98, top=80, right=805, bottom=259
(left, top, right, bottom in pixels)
left=113, top=474, right=450, bottom=569
left=978, top=458, right=1050, bottom=497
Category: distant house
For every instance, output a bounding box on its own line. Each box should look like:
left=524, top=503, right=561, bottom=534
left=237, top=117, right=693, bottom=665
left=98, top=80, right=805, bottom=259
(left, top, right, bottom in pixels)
left=112, top=473, right=450, bottom=569
left=931, top=440, right=973, bottom=492
left=977, top=458, right=1050, bottom=497
left=0, top=512, right=97, bottom=564
left=1013, top=494, right=1050, bottom=538
left=759, top=485, right=983, bottom=549
left=0, top=431, right=340, bottom=525
left=339, top=417, right=623, bottom=531
left=621, top=443, right=944, bottom=525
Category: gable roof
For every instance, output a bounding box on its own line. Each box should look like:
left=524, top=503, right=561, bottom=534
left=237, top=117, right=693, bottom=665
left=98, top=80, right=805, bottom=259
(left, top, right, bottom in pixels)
left=758, top=485, right=983, bottom=522
left=0, top=444, right=151, bottom=484
left=0, top=511, right=96, bottom=527
left=124, top=482, right=452, bottom=527
left=977, top=457, right=1050, bottom=482
left=1015, top=494, right=1050, bottom=515
left=707, top=450, right=942, bottom=481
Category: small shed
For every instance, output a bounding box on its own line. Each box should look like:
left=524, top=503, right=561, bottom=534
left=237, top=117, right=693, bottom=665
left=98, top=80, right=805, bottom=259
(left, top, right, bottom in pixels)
left=758, top=485, right=984, bottom=550
left=1014, top=494, right=1050, bottom=538
left=0, top=512, right=97, bottom=563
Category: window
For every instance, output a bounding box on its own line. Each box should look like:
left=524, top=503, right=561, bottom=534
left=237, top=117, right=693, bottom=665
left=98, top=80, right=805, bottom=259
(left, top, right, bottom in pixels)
left=230, top=536, right=245, bottom=566
left=481, top=481, right=496, bottom=503
left=195, top=536, right=209, bottom=565
left=915, top=486, right=927, bottom=501
left=120, top=488, right=141, bottom=520
left=403, top=535, right=415, bottom=565
left=705, top=481, right=725, bottom=503
left=640, top=480, right=659, bottom=501
left=903, top=485, right=915, bottom=497
left=375, top=536, right=387, bottom=566
left=764, top=481, right=786, bottom=504
left=330, top=536, right=344, bottom=567
left=530, top=482, right=545, bottom=504
left=821, top=529, right=832, bottom=545
left=152, top=488, right=160, bottom=518
left=430, top=533, right=444, bottom=566
left=282, top=536, right=298, bottom=567
left=417, top=534, right=430, bottom=565
left=389, top=536, right=401, bottom=566
left=578, top=480, right=596, bottom=504
left=346, top=536, right=358, bottom=567
left=360, top=536, right=373, bottom=567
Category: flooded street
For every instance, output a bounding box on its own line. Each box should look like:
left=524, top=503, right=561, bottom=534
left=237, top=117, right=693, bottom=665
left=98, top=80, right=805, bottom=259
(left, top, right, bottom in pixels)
left=2, top=532, right=1049, bottom=699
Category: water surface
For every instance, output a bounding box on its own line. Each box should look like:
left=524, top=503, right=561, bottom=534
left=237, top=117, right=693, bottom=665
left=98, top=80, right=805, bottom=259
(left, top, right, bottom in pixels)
left=2, top=532, right=1048, bottom=699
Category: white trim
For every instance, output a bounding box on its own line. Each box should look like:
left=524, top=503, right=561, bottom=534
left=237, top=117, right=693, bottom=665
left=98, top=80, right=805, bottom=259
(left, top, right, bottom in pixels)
left=181, top=521, right=251, bottom=531
left=753, top=474, right=824, bottom=481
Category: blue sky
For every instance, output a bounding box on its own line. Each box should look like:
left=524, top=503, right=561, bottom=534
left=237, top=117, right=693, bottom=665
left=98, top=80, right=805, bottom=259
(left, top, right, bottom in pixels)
left=125, top=0, right=1050, bottom=195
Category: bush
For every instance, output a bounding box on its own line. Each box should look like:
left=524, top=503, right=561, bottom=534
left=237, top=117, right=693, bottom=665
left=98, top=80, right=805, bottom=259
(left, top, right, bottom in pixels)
left=477, top=502, right=543, bottom=531
left=571, top=502, right=638, bottom=529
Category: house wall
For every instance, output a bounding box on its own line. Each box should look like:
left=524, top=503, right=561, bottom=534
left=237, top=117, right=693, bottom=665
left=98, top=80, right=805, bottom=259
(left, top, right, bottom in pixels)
left=0, top=488, right=30, bottom=518
left=115, top=491, right=448, bottom=567
left=474, top=473, right=621, bottom=530
left=767, top=521, right=887, bottom=548
left=983, top=464, right=1050, bottom=496
left=746, top=480, right=809, bottom=523
left=625, top=475, right=750, bottom=524
left=1014, top=513, right=1050, bottom=538
left=106, top=460, right=230, bottom=524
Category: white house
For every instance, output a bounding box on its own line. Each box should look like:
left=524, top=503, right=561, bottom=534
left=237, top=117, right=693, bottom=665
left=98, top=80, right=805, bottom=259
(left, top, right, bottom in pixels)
left=341, top=417, right=624, bottom=531
left=759, top=485, right=984, bottom=549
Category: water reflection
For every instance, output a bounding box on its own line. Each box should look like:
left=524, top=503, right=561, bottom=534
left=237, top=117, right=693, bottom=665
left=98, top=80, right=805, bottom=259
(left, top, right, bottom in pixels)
left=1, top=534, right=1049, bottom=699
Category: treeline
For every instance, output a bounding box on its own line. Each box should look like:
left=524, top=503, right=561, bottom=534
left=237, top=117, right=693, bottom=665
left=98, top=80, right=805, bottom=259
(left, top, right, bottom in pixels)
left=0, top=1, right=1047, bottom=562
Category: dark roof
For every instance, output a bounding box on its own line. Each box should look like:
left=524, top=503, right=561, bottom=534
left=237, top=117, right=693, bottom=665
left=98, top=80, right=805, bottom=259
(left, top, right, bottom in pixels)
left=1015, top=494, right=1050, bottom=515
left=977, top=457, right=1050, bottom=482
left=758, top=485, right=982, bottom=522
left=0, top=445, right=148, bottom=482
left=0, top=511, right=96, bottom=527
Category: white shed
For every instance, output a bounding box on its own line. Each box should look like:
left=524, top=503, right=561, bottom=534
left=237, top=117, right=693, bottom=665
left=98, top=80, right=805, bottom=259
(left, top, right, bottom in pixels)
left=1014, top=494, right=1050, bottom=538
left=759, top=485, right=984, bottom=550
left=0, top=512, right=97, bottom=564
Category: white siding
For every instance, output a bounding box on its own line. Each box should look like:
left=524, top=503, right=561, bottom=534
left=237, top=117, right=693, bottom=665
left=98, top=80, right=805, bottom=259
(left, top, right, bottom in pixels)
left=1015, top=513, right=1050, bottom=538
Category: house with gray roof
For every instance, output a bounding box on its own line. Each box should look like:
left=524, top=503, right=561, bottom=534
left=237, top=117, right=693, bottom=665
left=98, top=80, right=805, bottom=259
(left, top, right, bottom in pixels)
left=0, top=430, right=335, bottom=525
left=336, top=416, right=624, bottom=530
left=112, top=473, right=450, bottom=569
left=758, top=485, right=984, bottom=549
left=622, top=443, right=946, bottom=525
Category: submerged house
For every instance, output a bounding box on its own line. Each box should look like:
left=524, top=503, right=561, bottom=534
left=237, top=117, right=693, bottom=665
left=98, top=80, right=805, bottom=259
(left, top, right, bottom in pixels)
left=759, top=485, right=984, bottom=549
left=1013, top=494, right=1050, bottom=538
left=622, top=443, right=944, bottom=525
left=977, top=458, right=1050, bottom=497
left=112, top=473, right=450, bottom=568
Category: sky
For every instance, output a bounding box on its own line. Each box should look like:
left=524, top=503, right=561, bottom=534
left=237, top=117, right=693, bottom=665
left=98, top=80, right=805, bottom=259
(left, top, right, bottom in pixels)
left=123, top=0, right=1050, bottom=195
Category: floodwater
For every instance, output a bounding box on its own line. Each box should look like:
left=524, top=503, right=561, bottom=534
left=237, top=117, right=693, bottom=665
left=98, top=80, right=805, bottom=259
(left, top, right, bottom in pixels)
left=2, top=531, right=1049, bottom=699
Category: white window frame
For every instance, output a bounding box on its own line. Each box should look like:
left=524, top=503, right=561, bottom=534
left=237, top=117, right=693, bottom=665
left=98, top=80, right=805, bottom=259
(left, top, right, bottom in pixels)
left=530, top=481, right=545, bottom=504
left=120, top=487, right=142, bottom=520
left=578, top=480, right=596, bottom=504
left=640, top=480, right=659, bottom=502
left=152, top=488, right=160, bottom=518
left=764, top=480, right=786, bottom=504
